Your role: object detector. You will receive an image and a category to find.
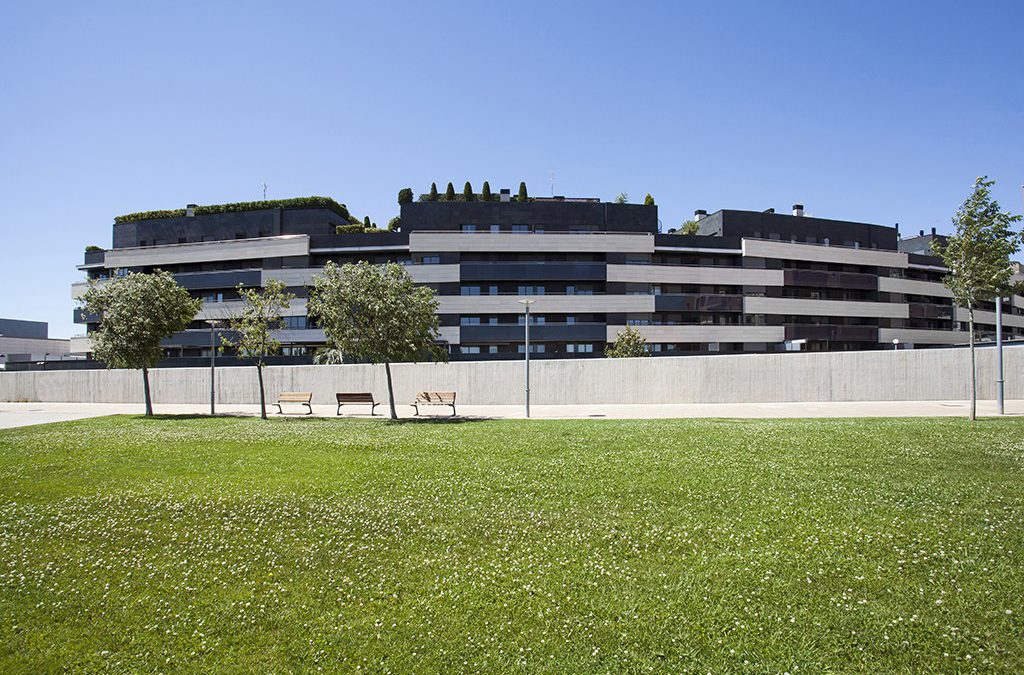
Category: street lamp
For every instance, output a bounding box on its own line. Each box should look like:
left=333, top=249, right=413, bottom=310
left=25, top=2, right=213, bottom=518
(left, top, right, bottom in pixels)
left=205, top=320, right=222, bottom=415
left=517, top=299, right=535, bottom=418
left=892, top=338, right=900, bottom=350
left=996, top=294, right=1005, bottom=415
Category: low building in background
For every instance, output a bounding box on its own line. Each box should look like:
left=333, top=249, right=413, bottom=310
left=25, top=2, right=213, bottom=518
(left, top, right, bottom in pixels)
left=0, top=318, right=71, bottom=366
left=69, top=193, right=1024, bottom=366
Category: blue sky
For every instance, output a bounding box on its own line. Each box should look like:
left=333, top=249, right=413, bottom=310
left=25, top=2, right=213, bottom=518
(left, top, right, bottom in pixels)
left=2, top=1, right=1022, bottom=337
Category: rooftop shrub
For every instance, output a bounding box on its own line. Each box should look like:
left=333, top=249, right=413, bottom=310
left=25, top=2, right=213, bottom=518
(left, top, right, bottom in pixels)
left=114, top=196, right=357, bottom=224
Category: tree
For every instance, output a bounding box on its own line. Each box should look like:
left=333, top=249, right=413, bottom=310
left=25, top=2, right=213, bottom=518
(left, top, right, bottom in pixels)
left=644, top=193, right=655, bottom=206
left=387, top=215, right=401, bottom=232
left=518, top=181, right=528, bottom=202
left=445, top=182, right=456, bottom=201
left=397, top=188, right=413, bottom=205
left=679, top=220, right=700, bottom=235
left=428, top=182, right=439, bottom=201
left=363, top=216, right=372, bottom=229
left=933, top=176, right=1023, bottom=421
left=481, top=181, right=492, bottom=201
left=464, top=181, right=474, bottom=201
left=605, top=326, right=649, bottom=358
left=79, top=271, right=200, bottom=416
left=308, top=261, right=445, bottom=418
left=219, top=280, right=295, bottom=420
left=614, top=192, right=629, bottom=204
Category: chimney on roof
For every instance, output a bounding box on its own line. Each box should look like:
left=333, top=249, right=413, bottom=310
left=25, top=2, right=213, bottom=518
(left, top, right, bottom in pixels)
left=919, top=229, right=925, bottom=237
left=792, top=204, right=804, bottom=217
left=186, top=204, right=197, bottom=217
left=694, top=209, right=707, bottom=221
left=763, top=208, right=775, bottom=214
left=499, top=188, right=510, bottom=203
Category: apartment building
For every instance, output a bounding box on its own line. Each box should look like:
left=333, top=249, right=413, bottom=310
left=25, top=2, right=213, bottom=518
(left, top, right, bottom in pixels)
left=0, top=318, right=71, bottom=365
left=72, top=194, right=1024, bottom=363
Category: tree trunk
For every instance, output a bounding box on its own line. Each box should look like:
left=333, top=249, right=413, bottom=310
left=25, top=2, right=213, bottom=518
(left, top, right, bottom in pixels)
left=968, top=308, right=976, bottom=421
left=257, top=363, right=267, bottom=420
left=384, top=362, right=397, bottom=419
left=142, top=366, right=153, bottom=417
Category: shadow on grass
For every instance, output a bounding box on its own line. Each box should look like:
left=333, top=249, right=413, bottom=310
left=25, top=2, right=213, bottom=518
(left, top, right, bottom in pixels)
left=131, top=413, right=495, bottom=425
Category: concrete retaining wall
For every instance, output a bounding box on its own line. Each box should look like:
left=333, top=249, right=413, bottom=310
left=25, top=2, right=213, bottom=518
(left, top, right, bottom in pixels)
left=0, top=347, right=1017, bottom=406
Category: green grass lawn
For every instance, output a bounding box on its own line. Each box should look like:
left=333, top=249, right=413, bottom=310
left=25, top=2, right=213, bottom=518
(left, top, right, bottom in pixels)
left=0, top=416, right=1022, bottom=672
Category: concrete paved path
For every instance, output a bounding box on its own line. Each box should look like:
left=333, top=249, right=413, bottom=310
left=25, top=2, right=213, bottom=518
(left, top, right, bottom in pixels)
left=1, top=399, right=1022, bottom=429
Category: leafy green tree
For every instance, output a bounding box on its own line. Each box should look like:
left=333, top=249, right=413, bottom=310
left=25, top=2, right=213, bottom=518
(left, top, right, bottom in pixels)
left=387, top=215, right=401, bottom=232
left=481, top=181, right=492, bottom=201
left=614, top=192, right=629, bottom=204
left=428, top=182, right=439, bottom=201
left=308, top=261, right=445, bottom=418
left=464, top=181, right=474, bottom=201
left=397, top=188, right=413, bottom=205
left=79, top=271, right=201, bottom=416
left=933, top=176, right=1023, bottom=420
left=518, top=181, right=528, bottom=202
left=644, top=193, right=655, bottom=206
left=605, top=326, right=649, bottom=358
left=679, top=220, right=700, bottom=235
left=220, top=280, right=295, bottom=419
left=363, top=216, right=372, bottom=229
left=445, top=182, right=456, bottom=201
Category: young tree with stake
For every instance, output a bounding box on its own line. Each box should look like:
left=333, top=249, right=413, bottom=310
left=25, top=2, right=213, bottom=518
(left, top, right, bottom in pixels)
left=933, top=176, right=1022, bottom=421
left=79, top=271, right=200, bottom=416
left=220, top=279, right=295, bottom=420
left=308, top=261, right=444, bottom=419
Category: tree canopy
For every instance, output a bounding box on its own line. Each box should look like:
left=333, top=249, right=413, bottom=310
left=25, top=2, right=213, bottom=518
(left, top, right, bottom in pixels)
left=605, top=326, right=649, bottom=358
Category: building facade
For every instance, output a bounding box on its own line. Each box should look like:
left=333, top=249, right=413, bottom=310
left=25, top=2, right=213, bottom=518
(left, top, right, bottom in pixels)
left=0, top=318, right=71, bottom=366
left=72, top=195, right=1024, bottom=363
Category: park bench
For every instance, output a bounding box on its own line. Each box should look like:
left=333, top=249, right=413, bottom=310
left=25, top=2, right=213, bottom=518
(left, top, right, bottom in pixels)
left=273, top=391, right=313, bottom=415
left=335, top=392, right=380, bottom=416
left=412, top=391, right=457, bottom=417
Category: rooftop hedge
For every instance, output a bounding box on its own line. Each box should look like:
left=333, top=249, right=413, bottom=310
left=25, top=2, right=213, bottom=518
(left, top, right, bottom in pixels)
left=114, top=197, right=359, bottom=224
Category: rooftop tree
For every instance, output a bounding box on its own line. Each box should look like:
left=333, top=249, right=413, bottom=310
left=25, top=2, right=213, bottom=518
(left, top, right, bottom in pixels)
left=220, top=279, right=295, bottom=420
left=445, top=182, right=456, bottom=201
left=518, top=182, right=528, bottom=202
left=644, top=193, right=655, bottom=206
left=79, top=271, right=201, bottom=416
left=614, top=192, right=629, bottom=204
left=387, top=216, right=401, bottom=232
left=308, top=261, right=445, bottom=419
left=464, top=181, right=474, bottom=201
left=481, top=181, right=492, bottom=201
left=605, top=326, right=649, bottom=358
left=933, top=176, right=1023, bottom=421
left=428, top=182, right=439, bottom=201
left=398, top=188, right=413, bottom=205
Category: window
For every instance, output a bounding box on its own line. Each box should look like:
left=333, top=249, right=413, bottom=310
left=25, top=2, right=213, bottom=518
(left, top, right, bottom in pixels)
left=518, top=285, right=545, bottom=295
left=566, top=343, right=594, bottom=353
left=517, top=344, right=545, bottom=354
left=460, top=316, right=481, bottom=326
left=518, top=315, right=545, bottom=325
left=566, top=285, right=593, bottom=296
left=202, top=292, right=224, bottom=303
left=566, top=316, right=576, bottom=325
left=281, top=346, right=308, bottom=356
left=421, top=255, right=440, bottom=265
left=512, top=225, right=529, bottom=233
left=460, top=345, right=481, bottom=354
left=283, top=316, right=308, bottom=330
left=487, top=345, right=498, bottom=354
left=489, top=225, right=500, bottom=233
left=461, top=225, right=477, bottom=233
left=461, top=286, right=481, bottom=296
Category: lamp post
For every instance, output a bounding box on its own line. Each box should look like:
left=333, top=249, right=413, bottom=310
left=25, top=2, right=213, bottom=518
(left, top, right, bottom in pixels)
left=892, top=338, right=899, bottom=351
left=996, top=295, right=1005, bottom=415
left=205, top=320, right=221, bottom=415
left=517, top=299, right=535, bottom=418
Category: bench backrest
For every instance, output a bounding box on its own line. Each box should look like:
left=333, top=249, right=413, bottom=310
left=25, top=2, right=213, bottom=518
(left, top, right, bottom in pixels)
left=336, top=392, right=375, bottom=404
left=415, top=391, right=456, bottom=404
left=277, top=392, right=313, bottom=403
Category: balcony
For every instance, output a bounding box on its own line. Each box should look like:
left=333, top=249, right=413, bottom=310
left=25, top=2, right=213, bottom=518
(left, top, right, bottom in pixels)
left=460, top=262, right=606, bottom=282
left=783, top=269, right=877, bottom=291
left=654, top=294, right=744, bottom=312
left=908, top=302, right=953, bottom=320
left=459, top=322, right=607, bottom=343
left=783, top=324, right=879, bottom=342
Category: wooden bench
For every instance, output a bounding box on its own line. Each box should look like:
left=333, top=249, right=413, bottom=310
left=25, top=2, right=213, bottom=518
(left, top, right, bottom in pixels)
left=272, top=392, right=313, bottom=415
left=412, top=391, right=457, bottom=417
left=336, top=392, right=379, bottom=416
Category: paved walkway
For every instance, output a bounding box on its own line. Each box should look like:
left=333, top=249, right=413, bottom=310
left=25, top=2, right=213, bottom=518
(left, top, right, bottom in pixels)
left=1, top=400, right=1022, bottom=429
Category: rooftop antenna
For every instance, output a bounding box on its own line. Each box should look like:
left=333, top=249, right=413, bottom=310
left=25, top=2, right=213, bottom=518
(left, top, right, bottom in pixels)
left=261, top=182, right=268, bottom=200
left=549, top=171, right=555, bottom=197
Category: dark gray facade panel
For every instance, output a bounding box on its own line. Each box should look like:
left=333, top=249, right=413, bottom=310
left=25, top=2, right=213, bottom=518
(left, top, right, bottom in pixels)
left=460, top=323, right=607, bottom=343
left=174, top=270, right=262, bottom=290
left=460, top=262, right=606, bottom=282
left=654, top=295, right=744, bottom=312
left=401, top=201, right=657, bottom=233
left=0, top=318, right=48, bottom=339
